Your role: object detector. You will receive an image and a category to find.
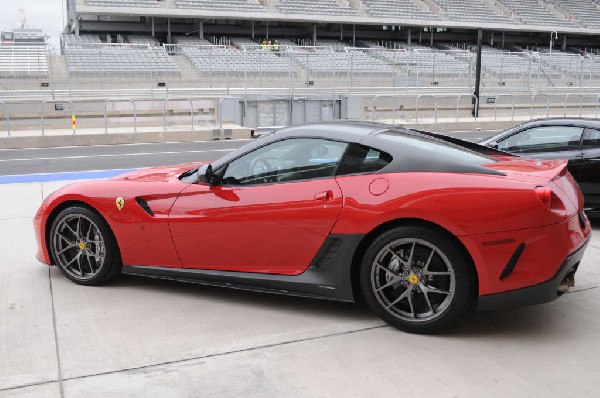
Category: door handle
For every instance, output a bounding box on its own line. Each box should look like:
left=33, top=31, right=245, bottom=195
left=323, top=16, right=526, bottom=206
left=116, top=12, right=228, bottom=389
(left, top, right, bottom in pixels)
left=314, top=190, right=334, bottom=202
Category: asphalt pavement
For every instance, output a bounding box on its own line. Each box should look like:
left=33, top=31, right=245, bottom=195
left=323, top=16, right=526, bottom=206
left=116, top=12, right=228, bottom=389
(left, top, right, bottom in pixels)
left=0, top=130, right=492, bottom=177
left=0, top=140, right=251, bottom=177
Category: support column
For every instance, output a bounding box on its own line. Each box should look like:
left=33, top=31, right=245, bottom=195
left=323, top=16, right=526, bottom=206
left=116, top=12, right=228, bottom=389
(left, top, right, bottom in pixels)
left=199, top=20, right=204, bottom=40
left=430, top=27, right=434, bottom=47
left=251, top=20, right=255, bottom=39
left=502, top=31, right=505, bottom=49
left=407, top=29, right=412, bottom=45
left=151, top=17, right=155, bottom=37
left=340, top=24, right=343, bottom=41
left=266, top=21, right=269, bottom=41
left=561, top=35, right=567, bottom=51
left=313, top=25, right=317, bottom=46
left=167, top=18, right=171, bottom=44
left=473, top=28, right=483, bottom=117
left=490, top=32, right=494, bottom=46
left=352, top=24, right=356, bottom=46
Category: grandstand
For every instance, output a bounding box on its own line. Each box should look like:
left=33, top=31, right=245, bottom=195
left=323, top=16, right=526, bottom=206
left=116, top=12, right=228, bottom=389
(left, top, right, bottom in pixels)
left=176, top=0, right=264, bottom=12
left=0, top=0, right=599, bottom=136
left=63, top=34, right=180, bottom=78
left=361, top=0, right=439, bottom=20
left=432, top=0, right=512, bottom=24
left=0, top=29, right=48, bottom=78
left=498, top=0, right=573, bottom=27
left=547, top=0, right=600, bottom=30
left=275, top=0, right=358, bottom=16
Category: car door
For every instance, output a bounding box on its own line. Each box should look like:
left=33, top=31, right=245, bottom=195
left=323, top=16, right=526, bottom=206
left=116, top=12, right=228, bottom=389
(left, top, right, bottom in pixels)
left=496, top=125, right=584, bottom=178
left=578, top=128, right=600, bottom=209
left=168, top=138, right=348, bottom=275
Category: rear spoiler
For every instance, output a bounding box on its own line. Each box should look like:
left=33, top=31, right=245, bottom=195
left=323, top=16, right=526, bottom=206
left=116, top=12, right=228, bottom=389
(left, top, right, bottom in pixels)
left=407, top=129, right=516, bottom=157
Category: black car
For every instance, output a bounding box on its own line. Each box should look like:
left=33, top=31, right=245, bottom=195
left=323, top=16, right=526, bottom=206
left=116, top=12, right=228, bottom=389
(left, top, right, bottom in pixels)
left=480, top=118, right=600, bottom=213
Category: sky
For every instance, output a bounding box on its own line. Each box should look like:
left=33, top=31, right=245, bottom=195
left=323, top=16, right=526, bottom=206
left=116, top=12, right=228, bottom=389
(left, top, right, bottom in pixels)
left=0, top=0, right=64, bottom=47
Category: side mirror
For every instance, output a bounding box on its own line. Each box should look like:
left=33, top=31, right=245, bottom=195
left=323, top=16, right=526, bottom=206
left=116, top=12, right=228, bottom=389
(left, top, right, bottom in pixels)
left=488, top=141, right=499, bottom=149
left=205, top=164, right=216, bottom=185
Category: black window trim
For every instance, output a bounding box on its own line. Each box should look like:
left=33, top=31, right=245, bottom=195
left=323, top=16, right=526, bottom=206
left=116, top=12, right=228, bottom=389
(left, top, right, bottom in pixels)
left=582, top=127, right=600, bottom=150
left=217, top=136, right=351, bottom=188
left=214, top=136, right=394, bottom=188
left=498, top=124, right=586, bottom=152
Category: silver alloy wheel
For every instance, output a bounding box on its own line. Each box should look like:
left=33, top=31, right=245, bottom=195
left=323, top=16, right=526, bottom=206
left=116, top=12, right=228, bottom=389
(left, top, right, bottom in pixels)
left=51, top=213, right=106, bottom=280
left=370, top=238, right=456, bottom=322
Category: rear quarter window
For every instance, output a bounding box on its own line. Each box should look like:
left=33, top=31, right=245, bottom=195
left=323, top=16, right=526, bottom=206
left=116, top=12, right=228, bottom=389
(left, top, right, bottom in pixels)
left=337, top=144, right=393, bottom=176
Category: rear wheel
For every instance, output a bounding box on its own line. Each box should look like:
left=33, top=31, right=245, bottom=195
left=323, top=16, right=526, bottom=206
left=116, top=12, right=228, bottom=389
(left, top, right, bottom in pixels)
left=49, top=206, right=121, bottom=285
left=360, top=226, right=474, bottom=334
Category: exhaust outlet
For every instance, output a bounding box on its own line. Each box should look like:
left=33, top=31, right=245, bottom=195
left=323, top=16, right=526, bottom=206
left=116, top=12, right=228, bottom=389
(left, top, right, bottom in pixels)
left=557, top=273, right=575, bottom=294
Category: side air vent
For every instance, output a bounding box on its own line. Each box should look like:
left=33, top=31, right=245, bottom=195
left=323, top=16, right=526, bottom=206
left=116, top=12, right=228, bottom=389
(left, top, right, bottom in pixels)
left=311, top=238, right=343, bottom=269
left=499, top=243, right=525, bottom=280
left=136, top=197, right=155, bottom=216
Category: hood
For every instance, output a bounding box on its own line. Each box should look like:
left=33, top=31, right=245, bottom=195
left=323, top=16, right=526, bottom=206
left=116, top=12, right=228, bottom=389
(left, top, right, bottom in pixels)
left=111, top=162, right=208, bottom=183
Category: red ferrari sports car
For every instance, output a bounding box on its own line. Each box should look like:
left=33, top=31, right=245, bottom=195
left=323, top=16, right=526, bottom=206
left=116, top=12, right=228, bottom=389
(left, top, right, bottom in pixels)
left=34, top=122, right=591, bottom=333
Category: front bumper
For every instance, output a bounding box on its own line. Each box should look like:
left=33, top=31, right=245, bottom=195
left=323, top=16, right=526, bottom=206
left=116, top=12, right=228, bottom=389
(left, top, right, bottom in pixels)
left=477, top=236, right=590, bottom=312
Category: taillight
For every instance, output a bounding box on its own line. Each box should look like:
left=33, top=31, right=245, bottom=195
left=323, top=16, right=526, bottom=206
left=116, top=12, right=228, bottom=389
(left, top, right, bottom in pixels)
left=535, top=187, right=552, bottom=208
left=535, top=187, right=566, bottom=215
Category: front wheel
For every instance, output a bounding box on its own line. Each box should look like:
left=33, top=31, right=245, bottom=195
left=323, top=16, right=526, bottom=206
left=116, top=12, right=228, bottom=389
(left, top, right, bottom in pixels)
left=49, top=206, right=121, bottom=286
left=360, top=226, right=474, bottom=334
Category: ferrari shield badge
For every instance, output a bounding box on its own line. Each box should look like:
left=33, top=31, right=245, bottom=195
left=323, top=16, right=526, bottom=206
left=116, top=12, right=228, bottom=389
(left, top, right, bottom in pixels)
left=116, top=197, right=125, bottom=211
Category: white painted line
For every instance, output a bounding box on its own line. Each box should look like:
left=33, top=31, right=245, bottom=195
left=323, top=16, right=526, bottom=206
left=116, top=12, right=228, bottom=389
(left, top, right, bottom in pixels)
left=0, top=139, right=253, bottom=152
left=0, top=149, right=237, bottom=163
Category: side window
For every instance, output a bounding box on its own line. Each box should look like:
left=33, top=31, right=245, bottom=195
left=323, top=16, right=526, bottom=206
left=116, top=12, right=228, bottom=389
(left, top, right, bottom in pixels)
left=582, top=129, right=600, bottom=149
left=221, top=138, right=348, bottom=186
left=337, top=144, right=393, bottom=176
left=498, top=126, right=584, bottom=153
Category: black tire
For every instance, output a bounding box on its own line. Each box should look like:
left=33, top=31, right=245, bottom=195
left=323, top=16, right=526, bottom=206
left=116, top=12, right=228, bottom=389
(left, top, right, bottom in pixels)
left=360, top=225, right=474, bottom=334
left=49, top=206, right=122, bottom=286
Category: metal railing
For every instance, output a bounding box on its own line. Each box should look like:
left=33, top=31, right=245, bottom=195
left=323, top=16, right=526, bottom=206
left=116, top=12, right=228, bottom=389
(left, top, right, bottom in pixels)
left=530, top=94, right=550, bottom=119
left=415, top=95, right=438, bottom=122
left=40, top=100, right=75, bottom=135
left=371, top=95, right=402, bottom=124
left=104, top=99, right=137, bottom=133
left=218, top=96, right=245, bottom=139
left=493, top=94, right=515, bottom=121
left=563, top=94, right=583, bottom=117
left=163, top=98, right=194, bottom=131
left=0, top=101, right=9, bottom=136
left=456, top=94, right=478, bottom=121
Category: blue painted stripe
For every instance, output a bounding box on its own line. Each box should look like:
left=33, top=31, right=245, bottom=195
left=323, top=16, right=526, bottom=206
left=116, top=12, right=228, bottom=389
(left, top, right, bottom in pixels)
left=0, top=169, right=139, bottom=185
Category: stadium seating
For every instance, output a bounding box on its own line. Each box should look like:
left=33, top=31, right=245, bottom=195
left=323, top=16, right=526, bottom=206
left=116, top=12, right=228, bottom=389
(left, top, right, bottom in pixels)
left=63, top=34, right=102, bottom=44
left=172, top=36, right=213, bottom=46
left=176, top=0, right=264, bottom=12
left=432, top=0, right=512, bottom=24
left=362, top=0, right=439, bottom=20
left=85, top=0, right=159, bottom=7
left=547, top=0, right=600, bottom=29
left=275, top=0, right=358, bottom=16
left=364, top=41, right=471, bottom=77
left=290, top=46, right=394, bottom=77
left=64, top=35, right=180, bottom=77
left=127, top=35, right=161, bottom=46
left=0, top=45, right=49, bottom=77
left=173, top=37, right=290, bottom=77
left=480, top=47, right=532, bottom=77
left=498, top=0, right=573, bottom=26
